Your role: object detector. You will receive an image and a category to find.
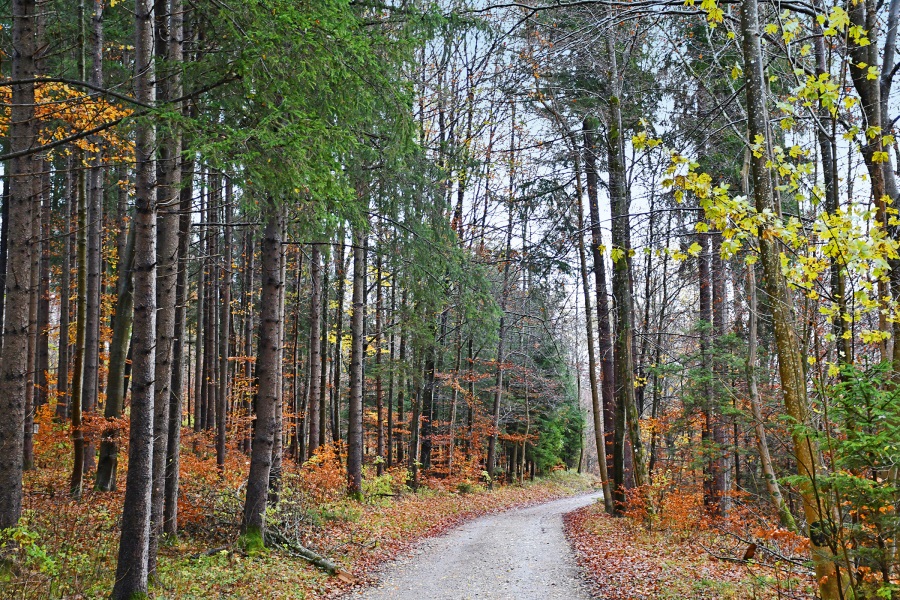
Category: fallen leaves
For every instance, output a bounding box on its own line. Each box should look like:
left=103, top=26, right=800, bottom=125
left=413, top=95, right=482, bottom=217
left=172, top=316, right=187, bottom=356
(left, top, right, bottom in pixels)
left=564, top=503, right=814, bottom=599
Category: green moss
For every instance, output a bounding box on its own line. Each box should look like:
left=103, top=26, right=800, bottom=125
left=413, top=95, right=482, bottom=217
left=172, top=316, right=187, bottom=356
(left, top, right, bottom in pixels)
left=237, top=527, right=266, bottom=555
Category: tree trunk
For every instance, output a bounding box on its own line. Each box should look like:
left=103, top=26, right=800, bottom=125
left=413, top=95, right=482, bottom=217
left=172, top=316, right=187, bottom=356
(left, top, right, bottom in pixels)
left=111, top=0, right=156, bottom=593
left=583, top=120, right=616, bottom=495
left=35, top=170, right=51, bottom=412
left=95, top=222, right=135, bottom=492
left=375, top=248, right=384, bottom=475
left=746, top=265, right=796, bottom=531
left=70, top=162, right=88, bottom=498
left=318, top=264, right=329, bottom=448
left=347, top=225, right=366, bottom=499
left=56, top=160, right=74, bottom=422
left=269, top=226, right=286, bottom=504
left=81, top=0, right=105, bottom=476
left=577, top=126, right=614, bottom=512
left=607, top=35, right=648, bottom=499
left=307, top=244, right=323, bottom=458
left=217, top=179, right=232, bottom=470
left=164, top=25, right=189, bottom=528
left=386, top=272, right=396, bottom=468
left=739, top=0, right=840, bottom=594
left=0, top=0, right=36, bottom=530
left=331, top=235, right=345, bottom=445
left=23, top=154, right=41, bottom=472
left=148, top=0, right=182, bottom=573
left=241, top=199, right=283, bottom=541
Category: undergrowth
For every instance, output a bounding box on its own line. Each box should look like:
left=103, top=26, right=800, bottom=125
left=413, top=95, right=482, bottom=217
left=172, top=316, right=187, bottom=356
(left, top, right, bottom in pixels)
left=1, top=407, right=596, bottom=599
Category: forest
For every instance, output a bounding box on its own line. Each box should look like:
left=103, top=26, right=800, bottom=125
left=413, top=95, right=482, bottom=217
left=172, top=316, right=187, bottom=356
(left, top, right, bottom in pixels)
left=1, top=0, right=900, bottom=598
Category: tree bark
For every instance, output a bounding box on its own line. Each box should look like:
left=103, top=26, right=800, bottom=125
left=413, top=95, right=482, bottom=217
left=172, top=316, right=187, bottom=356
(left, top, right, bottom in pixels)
left=111, top=0, right=156, bottom=593
left=70, top=162, right=88, bottom=498
left=307, top=243, right=323, bottom=458
left=576, top=126, right=614, bottom=512
left=81, top=0, right=105, bottom=476
left=217, top=179, right=232, bottom=470
left=739, top=0, right=840, bottom=594
left=55, top=160, right=74, bottom=422
left=95, top=222, right=135, bottom=492
left=583, top=120, right=616, bottom=494
left=0, top=0, right=36, bottom=530
left=241, top=199, right=283, bottom=541
left=347, top=225, right=367, bottom=499
left=606, top=34, right=648, bottom=499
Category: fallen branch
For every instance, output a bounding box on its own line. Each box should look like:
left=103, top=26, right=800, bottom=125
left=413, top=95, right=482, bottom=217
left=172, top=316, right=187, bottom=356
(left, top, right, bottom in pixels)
left=265, top=530, right=356, bottom=583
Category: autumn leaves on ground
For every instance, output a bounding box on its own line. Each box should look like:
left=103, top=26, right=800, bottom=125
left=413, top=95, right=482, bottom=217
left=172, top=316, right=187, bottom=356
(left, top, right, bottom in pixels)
left=10, top=407, right=597, bottom=599
left=9, top=406, right=817, bottom=600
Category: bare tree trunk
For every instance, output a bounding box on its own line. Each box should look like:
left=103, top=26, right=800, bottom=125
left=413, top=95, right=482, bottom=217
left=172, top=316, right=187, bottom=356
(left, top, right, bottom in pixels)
left=331, top=234, right=345, bottom=445
left=194, top=198, right=206, bottom=432
left=576, top=127, right=614, bottom=512
left=0, top=0, right=36, bottom=530
left=23, top=155, right=41, bottom=472
left=375, top=248, right=384, bottom=475
left=289, top=250, right=303, bottom=461
left=347, top=225, right=367, bottom=499
left=269, top=228, right=286, bottom=504
left=56, top=160, right=74, bottom=422
left=165, top=17, right=189, bottom=526
left=397, top=292, right=407, bottom=465
left=35, top=169, right=51, bottom=412
left=95, top=222, right=135, bottom=492
left=386, top=272, right=396, bottom=467
left=747, top=265, right=796, bottom=531
left=607, top=35, right=647, bottom=499
left=217, top=179, right=232, bottom=470
left=81, top=0, right=105, bottom=476
left=739, top=0, right=839, bottom=594
left=699, top=231, right=716, bottom=508
left=584, top=120, right=616, bottom=496
left=70, top=162, right=88, bottom=498
left=710, top=231, right=730, bottom=511
left=111, top=0, right=156, bottom=593
left=241, top=199, right=283, bottom=542
left=318, top=264, right=329, bottom=448
left=307, top=244, right=323, bottom=458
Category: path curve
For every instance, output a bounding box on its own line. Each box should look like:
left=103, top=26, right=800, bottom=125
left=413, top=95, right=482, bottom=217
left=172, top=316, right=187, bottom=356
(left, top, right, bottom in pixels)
left=345, top=491, right=602, bottom=600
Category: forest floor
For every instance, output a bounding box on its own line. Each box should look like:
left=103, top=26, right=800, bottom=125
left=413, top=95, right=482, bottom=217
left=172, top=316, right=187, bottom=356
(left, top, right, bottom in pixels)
left=344, top=491, right=600, bottom=600
left=3, top=418, right=598, bottom=599
left=565, top=501, right=817, bottom=599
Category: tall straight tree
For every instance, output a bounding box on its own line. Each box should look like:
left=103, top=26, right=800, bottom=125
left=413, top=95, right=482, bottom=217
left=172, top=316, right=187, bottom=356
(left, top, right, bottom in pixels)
left=111, top=0, right=157, bottom=595
left=241, top=199, right=284, bottom=542
left=583, top=119, right=616, bottom=492
left=739, top=0, right=838, bottom=593
left=347, top=224, right=367, bottom=499
left=81, top=0, right=105, bottom=476
left=606, top=31, right=648, bottom=500
left=164, top=0, right=187, bottom=532
left=148, top=0, right=183, bottom=574
left=307, top=243, right=323, bottom=458
left=0, top=0, right=36, bottom=530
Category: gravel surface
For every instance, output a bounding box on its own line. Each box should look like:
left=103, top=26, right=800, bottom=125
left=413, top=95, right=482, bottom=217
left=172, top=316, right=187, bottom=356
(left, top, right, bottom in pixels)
left=345, top=491, right=602, bottom=600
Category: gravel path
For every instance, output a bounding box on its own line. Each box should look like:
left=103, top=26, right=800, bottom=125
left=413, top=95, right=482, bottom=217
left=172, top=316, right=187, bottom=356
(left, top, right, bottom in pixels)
left=345, top=491, right=602, bottom=600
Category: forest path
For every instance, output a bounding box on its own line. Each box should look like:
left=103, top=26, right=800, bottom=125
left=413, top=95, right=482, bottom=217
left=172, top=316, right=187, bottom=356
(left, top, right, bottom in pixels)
left=345, top=491, right=601, bottom=600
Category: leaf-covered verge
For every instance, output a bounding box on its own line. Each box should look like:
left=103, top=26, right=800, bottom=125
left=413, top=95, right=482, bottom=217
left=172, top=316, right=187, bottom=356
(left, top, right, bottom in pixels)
left=1, top=409, right=597, bottom=599
left=565, top=499, right=817, bottom=600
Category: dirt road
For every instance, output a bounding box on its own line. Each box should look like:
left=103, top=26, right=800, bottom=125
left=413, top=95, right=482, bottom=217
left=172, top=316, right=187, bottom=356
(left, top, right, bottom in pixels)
left=345, top=491, right=601, bottom=600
